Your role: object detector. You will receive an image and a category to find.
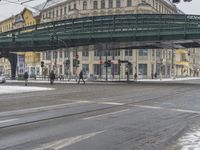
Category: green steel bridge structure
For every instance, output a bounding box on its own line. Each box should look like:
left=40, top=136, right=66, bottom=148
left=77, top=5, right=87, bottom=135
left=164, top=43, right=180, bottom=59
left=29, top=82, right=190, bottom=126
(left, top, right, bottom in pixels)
left=0, top=13, right=200, bottom=78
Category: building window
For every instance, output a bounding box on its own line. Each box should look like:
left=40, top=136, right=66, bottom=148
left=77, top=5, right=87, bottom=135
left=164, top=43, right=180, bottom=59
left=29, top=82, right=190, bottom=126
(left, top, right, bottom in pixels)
left=82, top=49, right=89, bottom=57
left=64, top=51, right=67, bottom=58
left=127, top=0, right=132, bottom=7
left=139, top=64, right=147, bottom=75
left=114, top=49, right=120, bottom=56
left=116, top=0, right=121, bottom=8
left=82, top=64, right=89, bottom=72
left=83, top=1, right=87, bottom=10
left=93, top=64, right=101, bottom=75
left=101, top=0, right=105, bottom=9
left=94, top=50, right=101, bottom=57
left=46, top=51, right=51, bottom=60
left=53, top=51, right=57, bottom=59
left=104, top=50, right=112, bottom=56
left=109, top=0, right=113, bottom=8
left=156, top=49, right=161, bottom=57
left=52, top=10, right=55, bottom=18
left=152, top=49, right=155, bottom=57
left=56, top=9, right=58, bottom=17
left=125, top=49, right=132, bottom=56
left=59, top=51, right=63, bottom=59
left=93, top=1, right=98, bottom=9
left=64, top=6, right=67, bottom=14
left=139, top=49, right=148, bottom=56
left=74, top=3, right=76, bottom=9
left=60, top=8, right=63, bottom=16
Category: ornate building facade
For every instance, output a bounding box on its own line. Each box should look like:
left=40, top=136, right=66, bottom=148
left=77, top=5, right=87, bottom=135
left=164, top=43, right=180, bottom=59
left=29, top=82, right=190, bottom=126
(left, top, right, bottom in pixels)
left=38, top=0, right=180, bottom=79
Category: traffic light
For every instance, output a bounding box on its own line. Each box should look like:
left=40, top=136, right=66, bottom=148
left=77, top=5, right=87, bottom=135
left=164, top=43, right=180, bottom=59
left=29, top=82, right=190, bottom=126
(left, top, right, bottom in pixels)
left=118, top=59, right=121, bottom=66
left=73, top=59, right=80, bottom=67
left=107, top=60, right=111, bottom=67
left=41, top=61, right=44, bottom=67
left=172, top=0, right=180, bottom=3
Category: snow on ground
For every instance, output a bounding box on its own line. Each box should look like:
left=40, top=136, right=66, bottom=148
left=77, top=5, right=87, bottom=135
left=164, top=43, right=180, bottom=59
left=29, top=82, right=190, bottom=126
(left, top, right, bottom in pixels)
left=169, top=126, right=200, bottom=150
left=0, top=86, right=54, bottom=94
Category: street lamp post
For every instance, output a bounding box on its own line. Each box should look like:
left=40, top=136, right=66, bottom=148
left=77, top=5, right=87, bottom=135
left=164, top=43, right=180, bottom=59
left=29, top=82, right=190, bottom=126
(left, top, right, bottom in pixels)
left=160, top=58, right=163, bottom=80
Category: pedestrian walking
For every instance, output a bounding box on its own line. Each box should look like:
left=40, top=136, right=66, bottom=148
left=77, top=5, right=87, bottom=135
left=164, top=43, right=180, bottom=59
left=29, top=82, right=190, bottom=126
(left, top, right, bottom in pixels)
left=24, top=72, right=29, bottom=86
left=78, top=70, right=85, bottom=84
left=154, top=72, right=157, bottom=79
left=49, top=70, right=55, bottom=85
left=134, top=73, right=137, bottom=80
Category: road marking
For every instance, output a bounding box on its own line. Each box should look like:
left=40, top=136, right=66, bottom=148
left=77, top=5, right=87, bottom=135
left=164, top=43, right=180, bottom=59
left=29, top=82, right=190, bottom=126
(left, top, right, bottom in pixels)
left=34, top=130, right=105, bottom=150
left=98, top=102, right=124, bottom=105
left=134, top=105, right=163, bottom=110
left=62, top=100, right=125, bottom=106
left=0, top=101, right=91, bottom=117
left=0, top=118, right=18, bottom=124
left=134, top=104, right=200, bottom=114
left=83, top=109, right=130, bottom=120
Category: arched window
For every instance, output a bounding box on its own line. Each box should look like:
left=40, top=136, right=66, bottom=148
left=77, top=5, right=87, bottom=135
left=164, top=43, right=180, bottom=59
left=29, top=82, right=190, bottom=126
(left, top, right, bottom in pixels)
left=83, top=1, right=87, bottom=10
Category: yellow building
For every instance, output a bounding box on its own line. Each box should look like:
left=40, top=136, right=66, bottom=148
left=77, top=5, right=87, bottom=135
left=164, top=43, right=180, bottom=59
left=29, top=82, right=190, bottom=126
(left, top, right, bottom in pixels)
left=20, top=8, right=41, bottom=77
left=0, top=16, right=15, bottom=75
left=175, top=49, right=190, bottom=77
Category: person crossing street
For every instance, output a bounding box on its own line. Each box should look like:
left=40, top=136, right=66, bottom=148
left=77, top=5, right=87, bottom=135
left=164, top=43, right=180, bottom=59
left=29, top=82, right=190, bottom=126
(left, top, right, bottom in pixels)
left=78, top=70, right=85, bottom=84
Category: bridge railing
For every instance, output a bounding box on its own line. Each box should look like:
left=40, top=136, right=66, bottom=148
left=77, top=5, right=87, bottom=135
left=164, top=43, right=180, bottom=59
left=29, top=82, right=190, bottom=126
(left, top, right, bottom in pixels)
left=0, top=14, right=200, bottom=47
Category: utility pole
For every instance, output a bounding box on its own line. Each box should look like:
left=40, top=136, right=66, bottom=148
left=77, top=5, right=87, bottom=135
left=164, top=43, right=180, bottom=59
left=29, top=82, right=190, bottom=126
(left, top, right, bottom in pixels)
left=172, top=49, right=175, bottom=79
left=105, top=51, right=108, bottom=81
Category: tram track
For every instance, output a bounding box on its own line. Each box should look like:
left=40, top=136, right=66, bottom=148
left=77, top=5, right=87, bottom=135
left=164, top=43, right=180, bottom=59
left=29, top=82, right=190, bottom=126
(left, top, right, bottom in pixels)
left=0, top=86, right=198, bottom=130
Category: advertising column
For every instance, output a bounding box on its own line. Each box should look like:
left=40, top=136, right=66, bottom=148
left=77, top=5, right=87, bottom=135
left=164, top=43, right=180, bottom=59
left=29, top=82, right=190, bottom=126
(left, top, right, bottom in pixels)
left=17, top=54, right=25, bottom=78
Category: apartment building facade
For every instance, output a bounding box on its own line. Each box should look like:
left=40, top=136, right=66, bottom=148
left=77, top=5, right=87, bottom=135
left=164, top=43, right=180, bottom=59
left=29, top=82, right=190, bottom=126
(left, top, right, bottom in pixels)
left=37, top=0, right=180, bottom=79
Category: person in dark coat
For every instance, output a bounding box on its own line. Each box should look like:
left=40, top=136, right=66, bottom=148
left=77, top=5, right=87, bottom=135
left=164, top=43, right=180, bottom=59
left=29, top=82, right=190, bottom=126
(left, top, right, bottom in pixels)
left=24, top=72, right=29, bottom=86
left=78, top=70, right=85, bottom=84
left=134, top=73, right=137, bottom=80
left=154, top=72, right=157, bottom=79
left=49, top=70, right=55, bottom=85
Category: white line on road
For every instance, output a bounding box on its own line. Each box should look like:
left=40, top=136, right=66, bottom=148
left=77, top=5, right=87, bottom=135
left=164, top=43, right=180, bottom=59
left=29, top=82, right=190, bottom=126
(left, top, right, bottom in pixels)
left=0, top=101, right=91, bottom=117
left=133, top=104, right=200, bottom=114
left=98, top=102, right=124, bottom=105
left=82, top=109, right=130, bottom=120
left=0, top=118, right=18, bottom=124
left=33, top=130, right=105, bottom=150
left=62, top=100, right=125, bottom=106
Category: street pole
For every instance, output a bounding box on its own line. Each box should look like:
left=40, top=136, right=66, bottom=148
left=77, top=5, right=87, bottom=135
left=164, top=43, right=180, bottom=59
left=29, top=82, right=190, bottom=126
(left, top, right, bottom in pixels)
left=160, top=58, right=163, bottom=80
left=106, top=51, right=108, bottom=81
left=172, top=49, right=175, bottom=79
left=75, top=48, right=78, bottom=82
left=57, top=39, right=71, bottom=81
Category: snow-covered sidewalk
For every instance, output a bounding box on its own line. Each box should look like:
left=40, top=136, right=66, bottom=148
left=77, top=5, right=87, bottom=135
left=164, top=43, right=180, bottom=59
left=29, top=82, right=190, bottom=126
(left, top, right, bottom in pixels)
left=137, top=77, right=200, bottom=82
left=0, top=86, right=53, bottom=95
left=4, top=77, right=200, bottom=84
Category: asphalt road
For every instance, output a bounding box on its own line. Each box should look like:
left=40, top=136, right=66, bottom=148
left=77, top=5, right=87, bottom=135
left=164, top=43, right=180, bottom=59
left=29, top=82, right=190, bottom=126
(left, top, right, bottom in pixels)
left=1, top=80, right=200, bottom=150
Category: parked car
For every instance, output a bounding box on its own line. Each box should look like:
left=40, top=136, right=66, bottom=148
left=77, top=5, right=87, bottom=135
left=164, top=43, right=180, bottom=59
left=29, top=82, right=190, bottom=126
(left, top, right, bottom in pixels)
left=0, top=75, right=6, bottom=83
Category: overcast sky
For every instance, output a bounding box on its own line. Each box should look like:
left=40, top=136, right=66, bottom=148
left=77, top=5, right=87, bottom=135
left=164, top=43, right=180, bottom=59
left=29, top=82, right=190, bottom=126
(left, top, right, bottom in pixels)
left=0, top=0, right=199, bottom=22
